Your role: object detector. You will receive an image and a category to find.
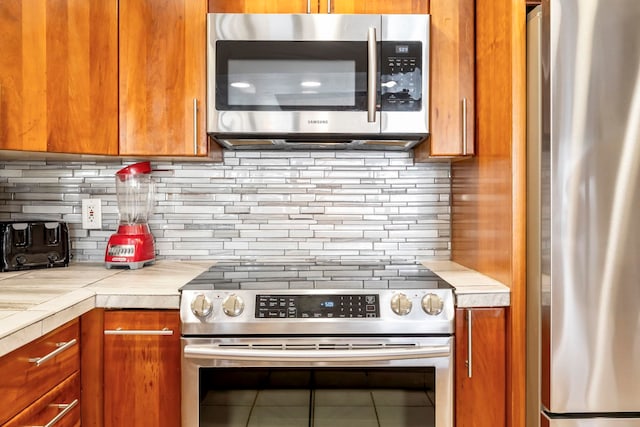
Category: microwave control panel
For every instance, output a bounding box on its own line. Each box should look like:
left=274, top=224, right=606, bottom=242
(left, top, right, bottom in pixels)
left=380, top=41, right=423, bottom=111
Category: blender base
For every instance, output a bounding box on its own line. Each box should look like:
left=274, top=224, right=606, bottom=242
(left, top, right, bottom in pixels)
left=104, top=224, right=156, bottom=269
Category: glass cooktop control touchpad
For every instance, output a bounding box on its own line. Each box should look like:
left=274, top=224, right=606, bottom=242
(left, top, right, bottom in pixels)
left=256, top=294, right=380, bottom=319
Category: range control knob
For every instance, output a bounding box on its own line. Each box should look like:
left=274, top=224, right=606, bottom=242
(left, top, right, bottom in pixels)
left=422, top=293, right=444, bottom=316
left=190, top=294, right=213, bottom=318
left=222, top=294, right=245, bottom=317
left=390, top=293, right=412, bottom=316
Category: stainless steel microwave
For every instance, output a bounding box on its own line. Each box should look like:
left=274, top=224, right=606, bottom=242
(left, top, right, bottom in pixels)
left=206, top=13, right=430, bottom=150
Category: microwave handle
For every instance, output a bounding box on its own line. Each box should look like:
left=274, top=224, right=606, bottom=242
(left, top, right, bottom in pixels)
left=367, top=27, right=377, bottom=123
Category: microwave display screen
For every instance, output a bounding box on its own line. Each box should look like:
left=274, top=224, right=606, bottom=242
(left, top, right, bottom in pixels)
left=228, top=59, right=356, bottom=107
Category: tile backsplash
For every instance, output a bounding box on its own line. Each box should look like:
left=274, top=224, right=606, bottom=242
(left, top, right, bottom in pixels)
left=0, top=151, right=451, bottom=263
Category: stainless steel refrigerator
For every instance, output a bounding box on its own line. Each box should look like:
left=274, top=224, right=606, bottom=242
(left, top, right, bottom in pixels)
left=527, top=0, right=640, bottom=426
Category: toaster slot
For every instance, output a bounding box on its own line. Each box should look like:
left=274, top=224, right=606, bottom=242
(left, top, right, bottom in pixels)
left=10, top=223, right=30, bottom=247
left=44, top=222, right=61, bottom=245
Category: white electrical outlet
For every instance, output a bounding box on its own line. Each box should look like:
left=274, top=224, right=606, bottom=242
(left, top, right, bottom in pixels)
left=82, top=198, right=102, bottom=229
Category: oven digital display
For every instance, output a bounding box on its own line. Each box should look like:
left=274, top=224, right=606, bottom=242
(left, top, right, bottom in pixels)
left=256, top=294, right=379, bottom=319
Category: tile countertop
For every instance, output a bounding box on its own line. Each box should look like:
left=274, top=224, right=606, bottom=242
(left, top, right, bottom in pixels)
left=0, top=259, right=509, bottom=358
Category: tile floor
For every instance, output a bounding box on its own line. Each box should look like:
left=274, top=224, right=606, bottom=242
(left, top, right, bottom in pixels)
left=200, top=389, right=435, bottom=427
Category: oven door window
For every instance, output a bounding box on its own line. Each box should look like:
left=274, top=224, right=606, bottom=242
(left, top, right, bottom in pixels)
left=216, top=41, right=371, bottom=111
left=199, top=367, right=435, bottom=427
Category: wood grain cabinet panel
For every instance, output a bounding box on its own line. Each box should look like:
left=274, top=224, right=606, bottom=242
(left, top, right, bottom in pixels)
left=208, top=0, right=312, bottom=13
left=0, top=0, right=118, bottom=155
left=3, top=372, right=81, bottom=427
left=208, top=1, right=428, bottom=15
left=455, top=307, right=506, bottom=427
left=103, top=310, right=181, bottom=427
left=0, top=319, right=80, bottom=425
left=326, top=0, right=428, bottom=13
left=415, top=0, right=475, bottom=160
left=119, top=0, right=220, bottom=159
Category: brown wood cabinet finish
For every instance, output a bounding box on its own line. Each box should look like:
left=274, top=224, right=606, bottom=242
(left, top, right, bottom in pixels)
left=0, top=0, right=118, bottom=155
left=208, top=0, right=428, bottom=13
left=103, top=310, right=181, bottom=427
left=327, top=0, right=428, bottom=14
left=455, top=307, right=507, bottom=427
left=3, top=372, right=81, bottom=427
left=450, top=0, right=527, bottom=425
left=209, top=0, right=312, bottom=12
left=119, top=0, right=221, bottom=159
left=0, top=319, right=80, bottom=425
left=415, top=0, right=474, bottom=160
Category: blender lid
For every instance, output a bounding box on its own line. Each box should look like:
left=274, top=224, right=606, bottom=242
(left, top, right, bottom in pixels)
left=116, top=161, right=152, bottom=177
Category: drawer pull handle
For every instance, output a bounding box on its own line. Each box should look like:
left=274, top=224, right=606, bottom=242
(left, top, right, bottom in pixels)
left=34, top=399, right=78, bottom=427
left=29, top=339, right=77, bottom=367
left=104, top=327, right=173, bottom=336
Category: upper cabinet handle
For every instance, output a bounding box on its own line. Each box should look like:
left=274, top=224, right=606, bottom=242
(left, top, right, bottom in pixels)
left=193, top=98, right=198, bottom=155
left=327, top=0, right=332, bottom=13
left=307, top=0, right=311, bottom=13
left=29, top=339, right=77, bottom=367
left=462, top=98, right=468, bottom=156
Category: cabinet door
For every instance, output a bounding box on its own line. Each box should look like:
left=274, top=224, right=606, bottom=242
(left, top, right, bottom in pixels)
left=208, top=0, right=312, bottom=13
left=327, top=0, right=428, bottom=14
left=455, top=307, right=506, bottom=427
left=0, top=0, right=118, bottom=155
left=415, top=0, right=474, bottom=160
left=119, top=0, right=219, bottom=158
left=0, top=319, right=79, bottom=425
left=3, top=372, right=81, bottom=427
left=103, top=310, right=180, bottom=427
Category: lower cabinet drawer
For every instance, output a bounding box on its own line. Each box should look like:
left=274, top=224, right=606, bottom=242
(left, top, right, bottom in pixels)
left=0, top=319, right=80, bottom=424
left=2, top=371, right=80, bottom=427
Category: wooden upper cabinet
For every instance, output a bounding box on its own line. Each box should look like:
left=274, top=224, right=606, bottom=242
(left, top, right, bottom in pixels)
left=327, top=0, right=428, bottom=14
left=209, top=0, right=313, bottom=13
left=209, top=0, right=428, bottom=14
left=119, top=0, right=220, bottom=159
left=415, top=0, right=474, bottom=160
left=0, top=0, right=118, bottom=155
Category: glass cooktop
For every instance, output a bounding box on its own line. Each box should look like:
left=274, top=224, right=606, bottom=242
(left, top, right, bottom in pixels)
left=180, top=260, right=453, bottom=291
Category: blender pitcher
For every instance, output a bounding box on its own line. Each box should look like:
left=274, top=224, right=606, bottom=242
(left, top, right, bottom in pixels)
left=105, top=161, right=156, bottom=269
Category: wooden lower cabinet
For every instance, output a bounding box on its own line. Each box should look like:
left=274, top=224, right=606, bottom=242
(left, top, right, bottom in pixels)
left=0, top=319, right=80, bottom=425
left=103, top=310, right=181, bottom=427
left=455, top=307, right=506, bottom=427
left=3, top=373, right=81, bottom=427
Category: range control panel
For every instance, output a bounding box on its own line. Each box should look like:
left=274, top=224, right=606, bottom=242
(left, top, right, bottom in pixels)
left=256, top=294, right=380, bottom=319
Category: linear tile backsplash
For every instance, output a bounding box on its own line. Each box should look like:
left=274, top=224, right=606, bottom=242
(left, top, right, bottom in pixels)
left=0, top=151, right=451, bottom=263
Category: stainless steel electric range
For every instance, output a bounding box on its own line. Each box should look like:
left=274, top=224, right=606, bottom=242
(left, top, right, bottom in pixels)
left=180, top=260, right=455, bottom=427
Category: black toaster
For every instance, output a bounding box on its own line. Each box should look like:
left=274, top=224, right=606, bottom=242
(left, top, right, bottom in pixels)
left=0, top=221, right=70, bottom=272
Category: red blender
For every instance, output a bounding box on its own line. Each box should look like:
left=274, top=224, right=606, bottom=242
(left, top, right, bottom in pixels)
left=105, top=161, right=156, bottom=269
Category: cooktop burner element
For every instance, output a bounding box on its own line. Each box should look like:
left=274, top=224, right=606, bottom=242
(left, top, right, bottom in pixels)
left=180, top=260, right=455, bottom=336
left=180, top=260, right=453, bottom=291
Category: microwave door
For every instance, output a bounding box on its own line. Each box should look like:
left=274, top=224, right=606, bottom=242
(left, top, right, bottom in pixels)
left=208, top=13, right=382, bottom=136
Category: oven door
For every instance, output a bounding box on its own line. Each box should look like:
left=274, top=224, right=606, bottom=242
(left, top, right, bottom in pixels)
left=182, top=336, right=453, bottom=427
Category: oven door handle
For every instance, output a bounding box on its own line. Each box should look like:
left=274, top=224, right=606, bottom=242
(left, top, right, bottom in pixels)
left=183, top=344, right=450, bottom=363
